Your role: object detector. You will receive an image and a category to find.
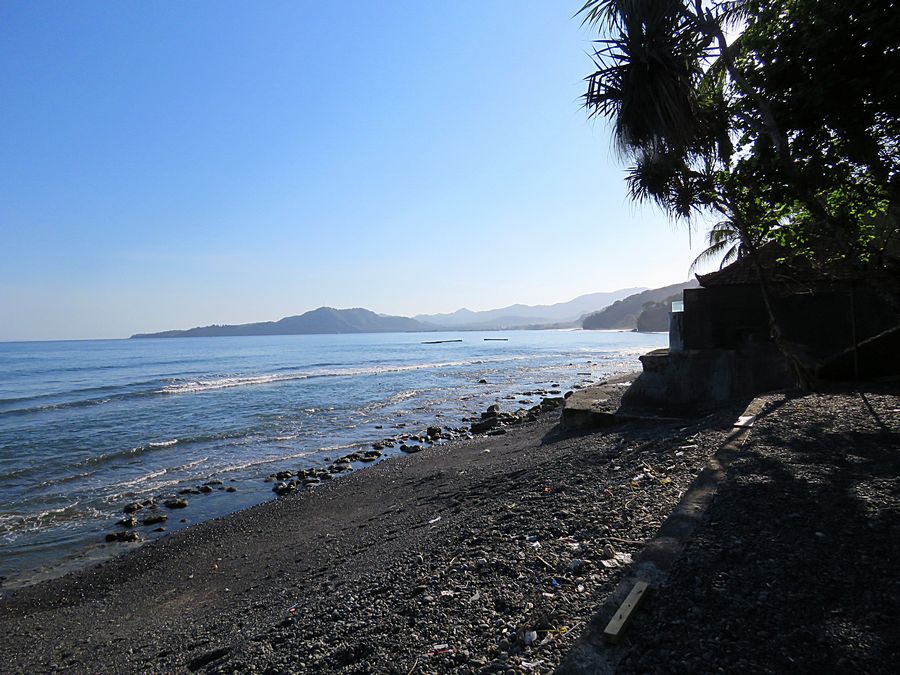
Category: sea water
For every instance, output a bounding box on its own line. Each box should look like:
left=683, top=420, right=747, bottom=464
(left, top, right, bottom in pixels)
left=0, top=330, right=665, bottom=585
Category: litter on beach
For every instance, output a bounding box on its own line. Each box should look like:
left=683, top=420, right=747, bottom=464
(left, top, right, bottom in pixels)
left=428, top=516, right=441, bottom=524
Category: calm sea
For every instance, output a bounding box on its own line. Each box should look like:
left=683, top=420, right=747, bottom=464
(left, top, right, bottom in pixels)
left=0, top=330, right=664, bottom=585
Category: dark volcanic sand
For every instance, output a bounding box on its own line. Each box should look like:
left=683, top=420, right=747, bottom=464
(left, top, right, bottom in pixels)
left=0, top=396, right=740, bottom=673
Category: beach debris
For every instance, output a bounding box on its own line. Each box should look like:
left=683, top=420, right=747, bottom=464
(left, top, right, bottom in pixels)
left=425, top=643, right=453, bottom=656
left=603, top=581, right=650, bottom=644
left=164, top=497, right=188, bottom=509
left=521, top=659, right=545, bottom=670
left=122, top=502, right=143, bottom=514
left=568, top=558, right=587, bottom=575
left=428, top=516, right=441, bottom=525
left=524, top=630, right=538, bottom=646
left=478, top=378, right=488, bottom=384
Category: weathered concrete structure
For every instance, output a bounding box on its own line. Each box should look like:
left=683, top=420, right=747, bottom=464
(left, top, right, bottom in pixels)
left=623, top=247, right=900, bottom=411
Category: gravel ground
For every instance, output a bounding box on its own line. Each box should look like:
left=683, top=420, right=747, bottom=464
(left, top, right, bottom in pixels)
left=618, top=386, right=900, bottom=675
left=0, top=395, right=740, bottom=674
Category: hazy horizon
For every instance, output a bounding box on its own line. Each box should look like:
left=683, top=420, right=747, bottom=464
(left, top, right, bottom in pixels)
left=1, top=2, right=706, bottom=341
left=3, top=283, right=664, bottom=342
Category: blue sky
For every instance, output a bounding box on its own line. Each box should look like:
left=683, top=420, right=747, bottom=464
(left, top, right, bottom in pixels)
left=1, top=1, right=705, bottom=340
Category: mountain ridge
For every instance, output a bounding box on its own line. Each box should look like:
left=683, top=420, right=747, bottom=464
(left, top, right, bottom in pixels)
left=131, top=307, right=428, bottom=338
left=131, top=285, right=676, bottom=338
left=582, top=281, right=699, bottom=331
left=413, top=287, right=645, bottom=329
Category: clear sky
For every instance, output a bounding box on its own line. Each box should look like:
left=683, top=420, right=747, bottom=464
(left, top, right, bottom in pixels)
left=1, top=1, right=706, bottom=341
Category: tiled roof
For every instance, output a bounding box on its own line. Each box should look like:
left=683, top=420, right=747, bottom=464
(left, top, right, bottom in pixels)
left=696, top=244, right=870, bottom=287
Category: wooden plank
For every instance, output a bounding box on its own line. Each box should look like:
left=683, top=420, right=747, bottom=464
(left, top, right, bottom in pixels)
left=734, top=414, right=757, bottom=428
left=603, top=581, right=649, bottom=644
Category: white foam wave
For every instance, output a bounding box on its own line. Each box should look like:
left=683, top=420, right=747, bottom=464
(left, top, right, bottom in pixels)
left=148, top=439, right=178, bottom=448
left=0, top=502, right=105, bottom=539
left=174, top=456, right=209, bottom=472
left=156, top=356, right=533, bottom=395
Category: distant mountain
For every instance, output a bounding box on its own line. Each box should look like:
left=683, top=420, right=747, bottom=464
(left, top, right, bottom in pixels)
left=635, top=292, right=685, bottom=332
left=582, top=281, right=699, bottom=330
left=131, top=307, right=430, bottom=338
left=415, top=287, right=645, bottom=330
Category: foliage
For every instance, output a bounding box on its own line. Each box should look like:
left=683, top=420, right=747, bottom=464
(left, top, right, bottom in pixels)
left=580, top=0, right=900, bottom=273
left=689, top=219, right=745, bottom=273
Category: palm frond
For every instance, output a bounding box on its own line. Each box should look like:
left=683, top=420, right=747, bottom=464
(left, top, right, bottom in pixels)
left=582, top=0, right=713, bottom=158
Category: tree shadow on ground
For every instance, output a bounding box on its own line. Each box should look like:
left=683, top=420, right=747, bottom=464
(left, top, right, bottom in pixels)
left=617, top=389, right=900, bottom=674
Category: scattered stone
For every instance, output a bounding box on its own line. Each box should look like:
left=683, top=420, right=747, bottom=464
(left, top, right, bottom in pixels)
left=117, top=516, right=138, bottom=528
left=470, top=417, right=499, bottom=434
left=273, top=482, right=294, bottom=496
left=142, top=514, right=168, bottom=526
left=123, top=502, right=143, bottom=514
left=163, top=498, right=188, bottom=509
left=105, top=531, right=141, bottom=543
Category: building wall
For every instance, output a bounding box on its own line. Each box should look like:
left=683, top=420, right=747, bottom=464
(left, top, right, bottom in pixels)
left=682, top=284, right=895, bottom=358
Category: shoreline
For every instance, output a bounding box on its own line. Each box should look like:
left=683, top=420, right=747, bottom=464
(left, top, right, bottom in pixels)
left=0, top=369, right=639, bottom=590
left=0, top=375, right=745, bottom=672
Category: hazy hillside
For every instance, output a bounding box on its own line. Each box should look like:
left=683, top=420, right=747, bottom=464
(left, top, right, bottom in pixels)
left=415, top=287, right=644, bottom=329
left=582, top=281, right=698, bottom=330
left=635, top=293, right=685, bottom=332
left=132, top=308, right=429, bottom=338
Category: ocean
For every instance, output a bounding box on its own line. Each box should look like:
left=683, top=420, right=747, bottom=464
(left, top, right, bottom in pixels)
left=0, top=330, right=665, bottom=586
